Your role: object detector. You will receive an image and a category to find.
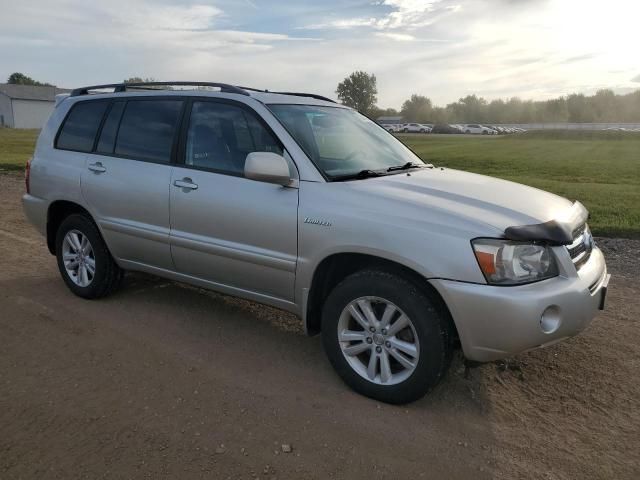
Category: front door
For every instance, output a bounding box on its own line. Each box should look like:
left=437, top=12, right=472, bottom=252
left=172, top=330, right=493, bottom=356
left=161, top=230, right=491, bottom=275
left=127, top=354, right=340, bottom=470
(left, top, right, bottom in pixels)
left=169, top=99, right=298, bottom=302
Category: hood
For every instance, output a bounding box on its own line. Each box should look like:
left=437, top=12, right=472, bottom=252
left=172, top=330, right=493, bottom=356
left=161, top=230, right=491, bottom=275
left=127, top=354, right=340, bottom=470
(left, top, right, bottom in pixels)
left=348, top=167, right=575, bottom=235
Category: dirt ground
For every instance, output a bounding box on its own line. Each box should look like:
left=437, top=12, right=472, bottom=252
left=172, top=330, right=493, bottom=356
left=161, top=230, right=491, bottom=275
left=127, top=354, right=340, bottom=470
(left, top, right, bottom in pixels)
left=1, top=172, right=638, bottom=479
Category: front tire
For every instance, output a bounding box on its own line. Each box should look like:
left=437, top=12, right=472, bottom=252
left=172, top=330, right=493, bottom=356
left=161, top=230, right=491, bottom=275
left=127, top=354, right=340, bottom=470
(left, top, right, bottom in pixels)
left=55, top=214, right=123, bottom=299
left=321, top=270, right=452, bottom=404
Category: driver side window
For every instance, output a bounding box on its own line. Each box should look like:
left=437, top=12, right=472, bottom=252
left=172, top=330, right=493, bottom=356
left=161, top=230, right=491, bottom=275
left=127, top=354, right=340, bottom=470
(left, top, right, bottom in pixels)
left=185, top=101, right=283, bottom=176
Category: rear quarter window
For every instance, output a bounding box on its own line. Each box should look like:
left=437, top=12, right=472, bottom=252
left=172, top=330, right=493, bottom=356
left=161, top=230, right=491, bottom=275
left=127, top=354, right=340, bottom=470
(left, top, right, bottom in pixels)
left=56, top=100, right=109, bottom=152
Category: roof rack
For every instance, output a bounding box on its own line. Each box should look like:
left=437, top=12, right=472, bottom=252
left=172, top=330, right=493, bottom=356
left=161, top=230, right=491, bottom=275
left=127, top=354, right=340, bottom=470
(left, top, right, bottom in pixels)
left=238, top=87, right=336, bottom=103
left=271, top=91, right=336, bottom=103
left=70, top=82, right=250, bottom=97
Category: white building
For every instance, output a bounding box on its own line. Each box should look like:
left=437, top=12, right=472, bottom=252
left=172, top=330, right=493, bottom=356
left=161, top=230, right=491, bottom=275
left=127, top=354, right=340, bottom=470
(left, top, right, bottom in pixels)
left=0, top=84, right=70, bottom=129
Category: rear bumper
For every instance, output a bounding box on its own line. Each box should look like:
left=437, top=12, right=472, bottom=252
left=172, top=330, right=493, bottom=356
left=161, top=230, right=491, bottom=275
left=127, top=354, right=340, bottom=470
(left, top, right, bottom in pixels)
left=22, top=193, right=47, bottom=236
left=431, top=247, right=608, bottom=362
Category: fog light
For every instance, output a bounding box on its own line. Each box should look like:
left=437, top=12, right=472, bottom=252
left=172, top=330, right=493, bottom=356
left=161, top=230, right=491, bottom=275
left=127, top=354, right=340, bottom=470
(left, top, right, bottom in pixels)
left=540, top=305, right=561, bottom=334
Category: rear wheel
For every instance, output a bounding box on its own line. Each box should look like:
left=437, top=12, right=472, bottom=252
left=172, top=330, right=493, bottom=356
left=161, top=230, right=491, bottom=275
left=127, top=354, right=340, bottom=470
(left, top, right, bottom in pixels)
left=321, top=270, right=452, bottom=404
left=55, top=214, right=123, bottom=299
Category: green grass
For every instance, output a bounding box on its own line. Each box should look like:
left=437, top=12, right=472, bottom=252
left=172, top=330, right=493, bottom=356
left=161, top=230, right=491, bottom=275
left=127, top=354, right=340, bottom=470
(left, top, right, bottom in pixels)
left=0, top=128, right=39, bottom=172
left=399, top=131, right=640, bottom=238
left=1, top=128, right=638, bottom=237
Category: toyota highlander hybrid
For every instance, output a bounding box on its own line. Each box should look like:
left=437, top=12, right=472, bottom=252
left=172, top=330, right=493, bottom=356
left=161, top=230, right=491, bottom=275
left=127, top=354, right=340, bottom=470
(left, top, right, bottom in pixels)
left=23, top=82, right=610, bottom=404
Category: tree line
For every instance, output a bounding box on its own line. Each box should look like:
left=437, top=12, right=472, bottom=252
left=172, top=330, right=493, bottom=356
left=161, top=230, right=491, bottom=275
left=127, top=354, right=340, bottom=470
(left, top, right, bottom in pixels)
left=336, top=71, right=640, bottom=124
left=8, top=71, right=639, bottom=123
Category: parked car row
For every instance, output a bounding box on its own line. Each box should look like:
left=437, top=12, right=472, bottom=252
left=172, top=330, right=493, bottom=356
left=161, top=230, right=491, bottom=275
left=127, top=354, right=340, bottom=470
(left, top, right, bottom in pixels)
left=602, top=127, right=640, bottom=132
left=380, top=123, right=526, bottom=135
left=383, top=123, right=432, bottom=133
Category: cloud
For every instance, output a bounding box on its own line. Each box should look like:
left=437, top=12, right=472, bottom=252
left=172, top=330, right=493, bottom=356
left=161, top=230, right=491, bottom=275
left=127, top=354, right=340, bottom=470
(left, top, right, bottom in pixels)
left=0, top=0, right=638, bottom=108
left=302, top=18, right=378, bottom=30
left=632, top=74, right=640, bottom=83
left=375, top=32, right=416, bottom=41
left=299, top=0, right=449, bottom=31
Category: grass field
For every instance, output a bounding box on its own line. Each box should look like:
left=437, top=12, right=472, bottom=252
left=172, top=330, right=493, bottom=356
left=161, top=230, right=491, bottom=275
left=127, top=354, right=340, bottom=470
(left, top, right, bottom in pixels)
left=0, top=128, right=39, bottom=172
left=1, top=128, right=638, bottom=237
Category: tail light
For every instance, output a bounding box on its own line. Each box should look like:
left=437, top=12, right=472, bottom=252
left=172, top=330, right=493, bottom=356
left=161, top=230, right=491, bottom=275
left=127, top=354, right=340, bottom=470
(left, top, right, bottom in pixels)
left=25, top=157, right=32, bottom=194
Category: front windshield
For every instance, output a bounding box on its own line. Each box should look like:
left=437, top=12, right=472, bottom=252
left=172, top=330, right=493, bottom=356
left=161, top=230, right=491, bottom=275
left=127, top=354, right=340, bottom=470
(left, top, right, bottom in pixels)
left=268, top=104, right=423, bottom=179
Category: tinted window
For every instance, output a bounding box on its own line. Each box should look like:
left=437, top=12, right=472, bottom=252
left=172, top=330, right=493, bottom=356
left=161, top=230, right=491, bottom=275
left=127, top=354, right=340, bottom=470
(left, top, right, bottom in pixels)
left=185, top=101, right=283, bottom=176
left=115, top=100, right=183, bottom=163
left=56, top=101, right=109, bottom=152
left=96, top=101, right=125, bottom=154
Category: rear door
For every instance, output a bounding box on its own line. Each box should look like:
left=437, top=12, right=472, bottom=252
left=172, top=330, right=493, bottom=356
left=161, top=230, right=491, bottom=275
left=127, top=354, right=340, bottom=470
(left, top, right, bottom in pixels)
left=169, top=99, right=299, bottom=302
left=81, top=98, right=184, bottom=270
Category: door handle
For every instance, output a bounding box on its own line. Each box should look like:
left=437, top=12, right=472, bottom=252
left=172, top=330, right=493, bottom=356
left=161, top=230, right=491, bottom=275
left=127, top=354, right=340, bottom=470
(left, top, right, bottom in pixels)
left=173, top=178, right=198, bottom=190
left=88, top=162, right=106, bottom=173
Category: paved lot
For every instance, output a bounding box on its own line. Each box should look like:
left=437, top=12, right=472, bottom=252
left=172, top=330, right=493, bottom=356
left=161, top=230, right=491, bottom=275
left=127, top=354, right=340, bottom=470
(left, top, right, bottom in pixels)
left=1, top=173, right=638, bottom=479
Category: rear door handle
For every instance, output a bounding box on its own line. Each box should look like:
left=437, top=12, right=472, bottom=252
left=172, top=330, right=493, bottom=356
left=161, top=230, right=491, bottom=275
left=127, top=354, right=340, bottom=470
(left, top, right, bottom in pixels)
left=88, top=162, right=106, bottom=173
left=173, top=178, right=198, bottom=190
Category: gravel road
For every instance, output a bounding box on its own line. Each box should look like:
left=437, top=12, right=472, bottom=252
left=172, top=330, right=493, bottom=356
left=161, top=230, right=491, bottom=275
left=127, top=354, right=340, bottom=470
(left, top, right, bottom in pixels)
left=1, top=173, right=638, bottom=479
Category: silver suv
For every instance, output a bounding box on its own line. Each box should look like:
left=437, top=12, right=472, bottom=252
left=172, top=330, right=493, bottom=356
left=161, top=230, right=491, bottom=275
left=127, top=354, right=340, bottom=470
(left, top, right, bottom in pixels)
left=23, top=82, right=609, bottom=404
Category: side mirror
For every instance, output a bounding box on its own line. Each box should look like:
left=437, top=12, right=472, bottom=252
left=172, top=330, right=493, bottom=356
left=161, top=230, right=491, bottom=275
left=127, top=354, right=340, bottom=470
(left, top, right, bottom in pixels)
left=244, top=152, right=292, bottom=186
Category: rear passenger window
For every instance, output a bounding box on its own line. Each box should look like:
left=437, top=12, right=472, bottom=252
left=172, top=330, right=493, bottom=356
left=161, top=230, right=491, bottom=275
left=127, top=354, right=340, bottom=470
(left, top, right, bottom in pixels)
left=115, top=100, right=183, bottom=163
left=96, top=101, right=125, bottom=154
left=185, top=101, right=283, bottom=176
left=56, top=101, right=109, bottom=152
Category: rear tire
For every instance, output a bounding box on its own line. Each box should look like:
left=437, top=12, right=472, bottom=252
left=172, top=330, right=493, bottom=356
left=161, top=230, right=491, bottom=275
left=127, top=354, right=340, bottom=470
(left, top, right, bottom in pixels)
left=55, top=214, right=123, bottom=299
left=321, top=269, right=452, bottom=404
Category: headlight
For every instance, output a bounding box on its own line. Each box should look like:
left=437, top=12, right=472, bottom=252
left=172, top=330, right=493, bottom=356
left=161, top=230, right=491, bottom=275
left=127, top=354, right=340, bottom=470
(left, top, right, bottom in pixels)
left=472, top=239, right=559, bottom=285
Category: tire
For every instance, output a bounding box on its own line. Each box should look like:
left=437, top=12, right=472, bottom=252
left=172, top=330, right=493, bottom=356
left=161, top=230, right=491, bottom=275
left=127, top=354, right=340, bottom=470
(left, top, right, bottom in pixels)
left=321, top=269, right=452, bottom=404
left=465, top=130, right=471, bottom=134
left=55, top=213, right=123, bottom=299
left=403, top=128, right=408, bottom=133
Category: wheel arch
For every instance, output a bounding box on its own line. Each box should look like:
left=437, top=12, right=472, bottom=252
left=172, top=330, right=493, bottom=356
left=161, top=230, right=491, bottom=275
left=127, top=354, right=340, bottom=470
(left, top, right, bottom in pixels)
left=304, top=252, right=458, bottom=343
left=46, top=200, right=94, bottom=255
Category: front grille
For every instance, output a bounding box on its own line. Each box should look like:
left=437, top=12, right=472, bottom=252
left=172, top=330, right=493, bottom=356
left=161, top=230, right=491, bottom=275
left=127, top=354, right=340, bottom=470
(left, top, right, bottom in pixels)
left=566, top=224, right=593, bottom=270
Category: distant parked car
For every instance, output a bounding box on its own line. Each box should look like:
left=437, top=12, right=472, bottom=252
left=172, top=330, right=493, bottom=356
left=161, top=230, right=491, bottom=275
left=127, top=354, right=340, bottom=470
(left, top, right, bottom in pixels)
left=486, top=125, right=505, bottom=134
left=381, top=124, right=400, bottom=133
left=402, top=123, right=430, bottom=133
left=431, top=124, right=463, bottom=134
left=464, top=124, right=497, bottom=135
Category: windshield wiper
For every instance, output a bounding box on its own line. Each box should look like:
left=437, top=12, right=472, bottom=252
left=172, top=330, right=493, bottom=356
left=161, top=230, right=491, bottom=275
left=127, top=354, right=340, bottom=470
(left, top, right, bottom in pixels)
left=387, top=162, right=425, bottom=172
left=330, top=169, right=385, bottom=182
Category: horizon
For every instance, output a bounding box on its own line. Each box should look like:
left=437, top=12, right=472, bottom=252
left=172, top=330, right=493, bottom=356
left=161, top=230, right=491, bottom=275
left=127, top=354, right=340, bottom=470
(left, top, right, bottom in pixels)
left=1, top=0, right=638, bottom=108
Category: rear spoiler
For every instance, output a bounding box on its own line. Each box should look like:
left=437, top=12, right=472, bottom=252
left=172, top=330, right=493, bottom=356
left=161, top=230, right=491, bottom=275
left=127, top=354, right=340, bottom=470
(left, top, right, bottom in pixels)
left=504, top=201, right=589, bottom=245
left=54, top=93, right=70, bottom=108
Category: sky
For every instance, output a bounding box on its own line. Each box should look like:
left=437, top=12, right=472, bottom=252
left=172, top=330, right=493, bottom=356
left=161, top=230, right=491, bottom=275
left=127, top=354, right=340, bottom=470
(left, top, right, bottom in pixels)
left=0, top=0, right=638, bottom=108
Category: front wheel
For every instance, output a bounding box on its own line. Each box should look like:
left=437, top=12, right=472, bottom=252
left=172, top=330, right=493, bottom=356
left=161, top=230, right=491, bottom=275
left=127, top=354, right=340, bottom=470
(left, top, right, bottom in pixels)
left=321, top=270, right=452, bottom=404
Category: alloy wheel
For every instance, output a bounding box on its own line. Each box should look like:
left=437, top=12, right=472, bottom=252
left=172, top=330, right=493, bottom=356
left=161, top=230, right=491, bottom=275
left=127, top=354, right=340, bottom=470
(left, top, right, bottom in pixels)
left=337, top=296, right=420, bottom=385
left=62, top=229, right=95, bottom=287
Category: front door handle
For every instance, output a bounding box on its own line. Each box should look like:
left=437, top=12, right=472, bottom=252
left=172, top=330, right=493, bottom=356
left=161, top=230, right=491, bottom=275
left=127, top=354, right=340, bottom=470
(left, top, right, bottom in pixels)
left=173, top=178, right=198, bottom=190
left=88, top=162, right=106, bottom=173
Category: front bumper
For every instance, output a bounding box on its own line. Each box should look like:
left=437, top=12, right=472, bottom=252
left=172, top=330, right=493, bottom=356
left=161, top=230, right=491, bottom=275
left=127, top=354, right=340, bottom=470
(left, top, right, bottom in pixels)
left=430, top=246, right=608, bottom=362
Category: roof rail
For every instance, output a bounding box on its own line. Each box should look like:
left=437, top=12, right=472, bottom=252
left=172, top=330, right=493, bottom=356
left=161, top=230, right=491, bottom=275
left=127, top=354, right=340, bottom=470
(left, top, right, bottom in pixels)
left=69, top=82, right=250, bottom=97
left=238, top=87, right=336, bottom=103
left=271, top=91, right=337, bottom=103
